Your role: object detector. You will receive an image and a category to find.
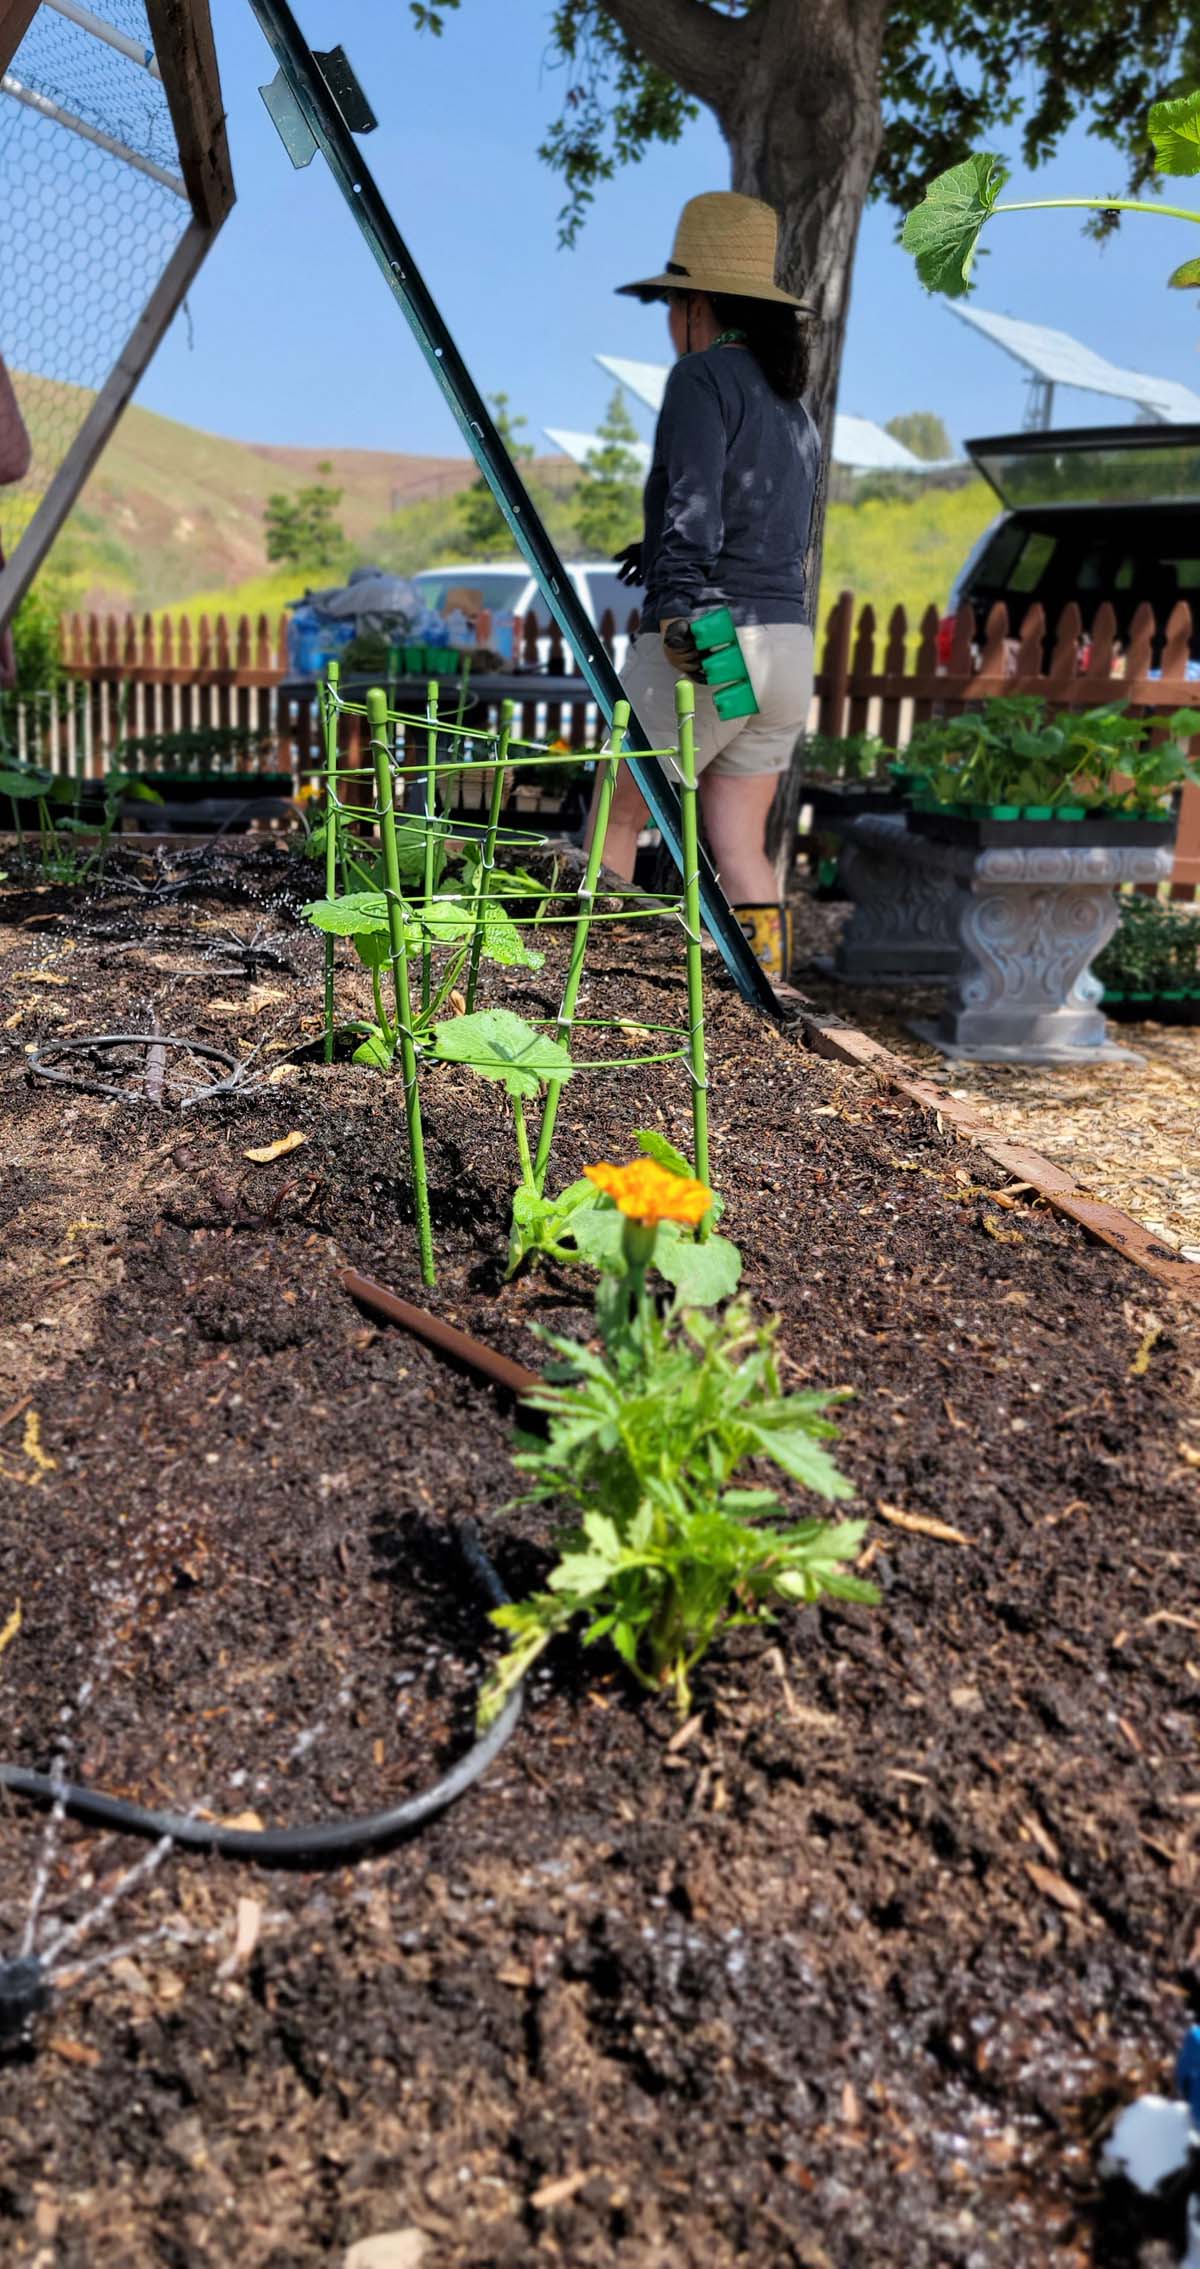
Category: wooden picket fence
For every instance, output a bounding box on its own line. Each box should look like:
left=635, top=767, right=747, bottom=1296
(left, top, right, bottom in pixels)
left=3, top=591, right=1196, bottom=889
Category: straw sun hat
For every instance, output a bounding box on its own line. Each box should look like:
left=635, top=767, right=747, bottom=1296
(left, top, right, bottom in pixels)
left=617, top=190, right=813, bottom=310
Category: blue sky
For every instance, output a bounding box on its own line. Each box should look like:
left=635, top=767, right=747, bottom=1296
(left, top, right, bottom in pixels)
left=134, top=0, right=1200, bottom=460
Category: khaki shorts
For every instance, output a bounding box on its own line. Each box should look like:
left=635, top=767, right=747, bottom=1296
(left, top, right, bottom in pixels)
left=620, top=621, right=813, bottom=780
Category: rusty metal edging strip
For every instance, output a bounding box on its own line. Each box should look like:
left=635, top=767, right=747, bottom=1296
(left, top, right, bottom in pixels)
left=342, top=1267, right=541, bottom=1396
left=793, top=1003, right=1200, bottom=1303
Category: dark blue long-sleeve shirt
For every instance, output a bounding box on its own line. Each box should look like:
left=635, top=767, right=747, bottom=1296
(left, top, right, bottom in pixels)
left=641, top=344, right=820, bottom=631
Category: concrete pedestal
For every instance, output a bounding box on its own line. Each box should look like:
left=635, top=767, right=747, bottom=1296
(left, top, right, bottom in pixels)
left=824, top=815, right=961, bottom=984
left=906, top=838, right=1174, bottom=1066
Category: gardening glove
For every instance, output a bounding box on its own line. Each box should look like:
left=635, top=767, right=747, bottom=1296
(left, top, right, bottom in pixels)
left=660, top=616, right=705, bottom=682
left=613, top=540, right=644, bottom=587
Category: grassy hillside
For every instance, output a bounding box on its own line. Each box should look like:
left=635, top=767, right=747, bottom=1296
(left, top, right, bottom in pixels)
left=6, top=375, right=475, bottom=613
left=7, top=370, right=998, bottom=634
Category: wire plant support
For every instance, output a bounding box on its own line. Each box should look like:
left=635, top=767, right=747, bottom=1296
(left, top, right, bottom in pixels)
left=244, top=0, right=776, bottom=1014
left=309, top=672, right=710, bottom=1288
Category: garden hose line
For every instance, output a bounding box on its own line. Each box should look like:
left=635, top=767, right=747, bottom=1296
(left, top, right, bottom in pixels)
left=0, top=1524, right=522, bottom=1865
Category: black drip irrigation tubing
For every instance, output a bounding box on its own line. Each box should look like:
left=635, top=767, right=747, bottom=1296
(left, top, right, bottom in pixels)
left=26, top=1033, right=242, bottom=1106
left=0, top=1524, right=523, bottom=1866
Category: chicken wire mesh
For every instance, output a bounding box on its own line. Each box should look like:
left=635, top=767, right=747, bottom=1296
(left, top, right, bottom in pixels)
left=0, top=1, right=191, bottom=576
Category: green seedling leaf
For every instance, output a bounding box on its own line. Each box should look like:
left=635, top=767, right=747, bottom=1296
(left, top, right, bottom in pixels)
left=633, top=1127, right=695, bottom=1178
left=1169, top=255, right=1200, bottom=288
left=901, top=152, right=1010, bottom=297
left=353, top=1027, right=395, bottom=1069
left=431, top=1007, right=573, bottom=1099
left=303, top=891, right=389, bottom=938
left=747, top=1420, right=855, bottom=1501
left=354, top=929, right=393, bottom=972
left=1149, top=88, right=1200, bottom=177
left=477, top=895, right=543, bottom=970
left=0, top=771, right=50, bottom=801
left=566, top=1201, right=627, bottom=1271
left=414, top=896, right=473, bottom=946
left=654, top=1227, right=742, bottom=1309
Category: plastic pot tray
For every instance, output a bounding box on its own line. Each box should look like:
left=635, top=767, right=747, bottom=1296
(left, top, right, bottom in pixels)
left=807, top=783, right=903, bottom=819
left=907, top=807, right=1175, bottom=849
left=1103, top=988, right=1200, bottom=1024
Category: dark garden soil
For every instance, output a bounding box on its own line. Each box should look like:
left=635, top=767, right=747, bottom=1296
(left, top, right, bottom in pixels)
left=0, top=841, right=1199, bottom=2268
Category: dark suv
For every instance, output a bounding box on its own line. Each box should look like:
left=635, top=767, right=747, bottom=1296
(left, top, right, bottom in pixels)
left=943, top=422, right=1200, bottom=668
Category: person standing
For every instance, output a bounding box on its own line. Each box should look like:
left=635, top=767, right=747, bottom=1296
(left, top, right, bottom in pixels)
left=591, top=192, right=820, bottom=982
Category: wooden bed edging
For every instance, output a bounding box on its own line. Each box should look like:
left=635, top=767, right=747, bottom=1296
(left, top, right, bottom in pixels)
left=788, top=999, right=1200, bottom=1303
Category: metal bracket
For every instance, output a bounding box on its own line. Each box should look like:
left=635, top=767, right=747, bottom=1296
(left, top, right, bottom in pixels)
left=260, top=45, right=376, bottom=167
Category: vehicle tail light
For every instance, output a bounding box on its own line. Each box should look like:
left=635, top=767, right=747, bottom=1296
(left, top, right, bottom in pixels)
left=936, top=614, right=956, bottom=667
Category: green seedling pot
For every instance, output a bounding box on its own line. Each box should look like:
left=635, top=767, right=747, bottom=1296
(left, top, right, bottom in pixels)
left=1023, top=804, right=1055, bottom=821
left=1057, top=804, right=1087, bottom=820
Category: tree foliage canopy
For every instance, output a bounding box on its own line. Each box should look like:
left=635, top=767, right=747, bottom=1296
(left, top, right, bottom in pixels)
left=413, top=0, right=1200, bottom=240
left=264, top=462, right=347, bottom=572
left=575, top=388, right=645, bottom=555
left=885, top=410, right=953, bottom=461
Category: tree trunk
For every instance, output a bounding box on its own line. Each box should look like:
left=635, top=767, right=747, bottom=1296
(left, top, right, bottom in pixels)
left=713, top=0, right=888, bottom=870
left=602, top=0, right=889, bottom=878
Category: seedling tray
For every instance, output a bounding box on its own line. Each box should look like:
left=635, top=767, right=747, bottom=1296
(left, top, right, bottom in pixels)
left=1103, top=988, right=1200, bottom=1024
left=907, top=808, right=1175, bottom=848
left=106, top=770, right=294, bottom=800
left=807, top=784, right=902, bottom=819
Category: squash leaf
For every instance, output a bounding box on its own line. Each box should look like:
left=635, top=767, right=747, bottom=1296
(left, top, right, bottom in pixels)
left=1150, top=88, right=1200, bottom=177
left=431, top=1007, right=573, bottom=1099
left=901, top=153, right=1010, bottom=297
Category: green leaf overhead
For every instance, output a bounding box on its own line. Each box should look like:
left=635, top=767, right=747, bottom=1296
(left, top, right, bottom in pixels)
left=1169, top=254, right=1200, bottom=285
left=901, top=153, right=1010, bottom=296
left=430, top=1008, right=573, bottom=1099
left=1149, top=88, right=1200, bottom=176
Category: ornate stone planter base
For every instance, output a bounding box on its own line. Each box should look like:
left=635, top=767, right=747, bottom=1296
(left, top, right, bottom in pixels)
left=901, top=836, right=1175, bottom=1067
left=908, top=1018, right=1144, bottom=1069
left=824, top=814, right=960, bottom=984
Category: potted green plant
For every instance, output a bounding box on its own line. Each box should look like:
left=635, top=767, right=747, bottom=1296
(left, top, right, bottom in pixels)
left=801, top=731, right=899, bottom=817
left=901, top=699, right=1200, bottom=844
left=1094, top=895, right=1200, bottom=1023
left=891, top=699, right=1197, bottom=1062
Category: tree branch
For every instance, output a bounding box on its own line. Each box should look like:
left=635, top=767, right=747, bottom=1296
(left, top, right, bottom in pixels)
left=599, top=0, right=747, bottom=113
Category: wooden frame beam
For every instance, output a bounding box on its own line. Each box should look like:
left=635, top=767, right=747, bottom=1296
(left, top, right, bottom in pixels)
left=0, top=1, right=40, bottom=76
left=145, top=0, right=234, bottom=231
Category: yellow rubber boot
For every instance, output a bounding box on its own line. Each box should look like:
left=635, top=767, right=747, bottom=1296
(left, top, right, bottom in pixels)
left=734, top=903, right=792, bottom=984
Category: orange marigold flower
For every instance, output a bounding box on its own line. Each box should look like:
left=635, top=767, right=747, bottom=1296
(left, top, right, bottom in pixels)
left=584, top=1157, right=712, bottom=1228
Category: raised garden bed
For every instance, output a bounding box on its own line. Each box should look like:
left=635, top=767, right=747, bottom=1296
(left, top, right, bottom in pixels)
left=0, top=841, right=1198, bottom=2263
